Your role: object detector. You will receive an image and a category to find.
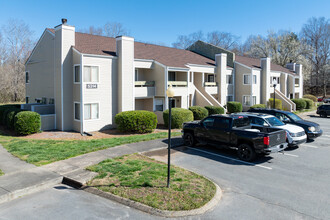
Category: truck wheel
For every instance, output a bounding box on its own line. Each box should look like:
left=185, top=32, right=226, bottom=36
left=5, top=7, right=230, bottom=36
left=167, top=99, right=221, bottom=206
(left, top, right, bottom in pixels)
left=237, top=144, right=256, bottom=161
left=184, top=133, right=196, bottom=147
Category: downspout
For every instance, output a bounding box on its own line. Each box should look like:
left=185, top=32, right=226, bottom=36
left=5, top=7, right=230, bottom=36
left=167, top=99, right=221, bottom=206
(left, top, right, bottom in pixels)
left=80, top=53, right=84, bottom=135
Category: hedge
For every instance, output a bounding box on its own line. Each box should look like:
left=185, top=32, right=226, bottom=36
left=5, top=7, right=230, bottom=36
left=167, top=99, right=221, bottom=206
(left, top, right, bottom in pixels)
left=227, top=102, right=242, bottom=113
left=302, top=98, right=314, bottom=109
left=163, top=108, right=193, bottom=129
left=0, top=105, right=20, bottom=126
left=204, top=106, right=225, bottom=116
left=268, top=98, right=282, bottom=110
left=250, top=104, right=266, bottom=109
left=291, top=98, right=306, bottom=110
left=6, top=108, right=23, bottom=129
left=189, top=106, right=208, bottom=120
left=14, top=111, right=41, bottom=135
left=115, top=110, right=157, bottom=133
left=303, top=94, right=317, bottom=102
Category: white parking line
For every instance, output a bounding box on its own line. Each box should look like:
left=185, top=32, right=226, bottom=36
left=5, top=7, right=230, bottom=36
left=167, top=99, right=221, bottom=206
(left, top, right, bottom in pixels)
left=282, top=153, right=299, bottom=157
left=186, top=147, right=272, bottom=170
left=305, top=145, right=318, bottom=149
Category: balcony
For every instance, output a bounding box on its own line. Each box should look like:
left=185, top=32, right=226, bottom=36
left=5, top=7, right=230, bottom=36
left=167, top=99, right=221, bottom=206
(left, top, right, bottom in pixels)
left=204, top=82, right=217, bottom=87
left=135, top=81, right=155, bottom=97
left=168, top=81, right=187, bottom=87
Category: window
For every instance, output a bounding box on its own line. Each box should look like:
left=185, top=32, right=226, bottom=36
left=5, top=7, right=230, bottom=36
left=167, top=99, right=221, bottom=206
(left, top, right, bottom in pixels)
left=42, top=97, right=47, bottom=104
left=168, top=71, right=176, bottom=81
left=135, top=69, right=138, bottom=81
left=270, top=76, right=280, bottom=86
left=253, top=75, right=257, bottom=84
left=243, top=74, right=251, bottom=85
left=49, top=98, right=54, bottom=104
left=207, top=74, right=215, bottom=82
left=74, top=65, right=80, bottom=83
left=202, top=117, right=214, bottom=128
left=26, top=72, right=30, bottom=83
left=243, top=95, right=251, bottom=105
left=35, top=98, right=41, bottom=103
left=26, top=97, right=29, bottom=104
left=214, top=118, right=230, bottom=129
left=84, top=66, right=99, bottom=82
left=252, top=96, right=256, bottom=105
left=154, top=99, right=164, bottom=111
left=226, top=75, right=233, bottom=84
left=227, top=95, right=234, bottom=102
left=84, top=103, right=99, bottom=120
left=74, top=103, right=80, bottom=120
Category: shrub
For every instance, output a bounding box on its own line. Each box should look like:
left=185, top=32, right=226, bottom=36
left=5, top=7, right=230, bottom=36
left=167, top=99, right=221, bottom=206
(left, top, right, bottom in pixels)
left=303, top=94, right=317, bottom=102
left=6, top=108, right=23, bottom=129
left=250, top=104, right=266, bottom=109
left=189, top=106, right=208, bottom=120
left=204, top=106, right=225, bottom=116
left=291, top=98, right=306, bottom=110
left=163, top=108, right=193, bottom=129
left=14, top=111, right=41, bottom=135
left=115, top=110, right=157, bottom=133
left=302, top=98, right=314, bottom=109
left=0, top=105, right=19, bottom=126
left=227, top=102, right=242, bottom=113
left=268, top=98, right=282, bottom=110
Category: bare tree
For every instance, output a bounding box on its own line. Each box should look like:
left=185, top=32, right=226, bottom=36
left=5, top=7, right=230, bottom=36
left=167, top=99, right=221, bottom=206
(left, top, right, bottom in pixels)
left=207, top=31, right=240, bottom=50
left=300, top=17, right=330, bottom=96
left=172, top=31, right=204, bottom=49
left=79, top=22, right=130, bottom=38
left=0, top=19, right=34, bottom=102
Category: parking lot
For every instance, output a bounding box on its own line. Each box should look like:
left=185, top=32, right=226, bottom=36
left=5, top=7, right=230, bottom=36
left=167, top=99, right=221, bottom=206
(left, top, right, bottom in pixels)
left=148, top=115, right=330, bottom=219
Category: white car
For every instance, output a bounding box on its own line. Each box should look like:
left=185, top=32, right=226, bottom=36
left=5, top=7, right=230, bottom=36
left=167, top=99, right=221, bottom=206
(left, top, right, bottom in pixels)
left=236, top=112, right=307, bottom=146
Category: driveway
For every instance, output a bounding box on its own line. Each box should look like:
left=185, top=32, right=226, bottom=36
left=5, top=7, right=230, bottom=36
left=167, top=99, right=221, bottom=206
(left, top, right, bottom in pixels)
left=0, top=115, right=329, bottom=220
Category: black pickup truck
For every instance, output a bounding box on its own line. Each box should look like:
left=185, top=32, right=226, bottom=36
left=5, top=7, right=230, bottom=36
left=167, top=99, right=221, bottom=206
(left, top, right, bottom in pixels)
left=182, top=114, right=288, bottom=161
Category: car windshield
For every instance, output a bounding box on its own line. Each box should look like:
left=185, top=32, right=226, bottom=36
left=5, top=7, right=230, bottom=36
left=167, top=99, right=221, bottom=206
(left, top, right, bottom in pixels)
left=265, top=116, right=285, bottom=126
left=287, top=112, right=302, bottom=121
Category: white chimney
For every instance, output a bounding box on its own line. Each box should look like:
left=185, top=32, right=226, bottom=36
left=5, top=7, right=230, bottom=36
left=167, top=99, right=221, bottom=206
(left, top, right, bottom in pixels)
left=260, top=57, right=271, bottom=104
left=215, top=53, right=227, bottom=105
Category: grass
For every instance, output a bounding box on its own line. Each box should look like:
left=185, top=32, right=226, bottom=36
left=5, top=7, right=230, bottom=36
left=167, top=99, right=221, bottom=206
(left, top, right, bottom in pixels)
left=87, top=154, right=216, bottom=211
left=0, top=131, right=181, bottom=166
left=0, top=169, right=3, bottom=176
left=294, top=106, right=317, bottom=114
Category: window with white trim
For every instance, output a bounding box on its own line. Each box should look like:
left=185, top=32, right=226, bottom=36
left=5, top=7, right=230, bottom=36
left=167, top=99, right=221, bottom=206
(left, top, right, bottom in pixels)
left=26, top=72, right=30, bottom=83
left=226, top=75, right=233, bottom=84
left=154, top=99, right=164, bottom=111
left=42, top=97, right=47, bottom=104
left=84, top=66, right=99, bottom=82
left=74, top=65, right=80, bottom=83
left=243, top=74, right=251, bottom=85
left=270, top=76, right=280, bottom=86
left=243, top=95, right=251, bottom=105
left=252, top=96, right=256, bottom=105
left=253, top=75, right=257, bottom=84
left=84, top=103, right=99, bottom=120
left=135, top=69, right=138, bottom=81
left=74, top=103, right=80, bottom=120
left=226, top=95, right=234, bottom=102
left=207, top=74, right=215, bottom=82
left=49, top=98, right=54, bottom=104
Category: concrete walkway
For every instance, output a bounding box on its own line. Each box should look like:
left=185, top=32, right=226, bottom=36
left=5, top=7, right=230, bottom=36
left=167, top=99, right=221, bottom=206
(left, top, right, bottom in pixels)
left=43, top=137, right=183, bottom=184
left=0, top=137, right=183, bottom=204
left=0, top=145, right=62, bottom=204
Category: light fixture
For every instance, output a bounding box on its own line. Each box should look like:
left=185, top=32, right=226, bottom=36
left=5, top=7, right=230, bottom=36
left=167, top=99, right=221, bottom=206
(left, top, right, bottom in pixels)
left=166, top=84, right=175, bottom=98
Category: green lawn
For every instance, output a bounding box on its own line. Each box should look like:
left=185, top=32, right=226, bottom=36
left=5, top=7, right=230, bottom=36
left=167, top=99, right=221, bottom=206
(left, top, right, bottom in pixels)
left=87, top=154, right=216, bottom=211
left=0, top=169, right=3, bottom=176
left=0, top=131, right=181, bottom=166
left=294, top=106, right=317, bottom=114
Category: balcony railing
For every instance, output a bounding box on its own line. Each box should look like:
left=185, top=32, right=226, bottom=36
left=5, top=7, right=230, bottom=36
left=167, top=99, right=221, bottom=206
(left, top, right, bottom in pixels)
left=295, top=84, right=299, bottom=87
left=204, top=82, right=217, bottom=87
left=168, top=81, right=187, bottom=87
left=135, top=81, right=155, bottom=87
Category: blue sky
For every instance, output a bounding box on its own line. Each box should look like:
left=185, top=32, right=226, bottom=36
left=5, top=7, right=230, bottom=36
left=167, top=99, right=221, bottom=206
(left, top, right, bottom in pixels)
left=0, top=0, right=329, bottom=46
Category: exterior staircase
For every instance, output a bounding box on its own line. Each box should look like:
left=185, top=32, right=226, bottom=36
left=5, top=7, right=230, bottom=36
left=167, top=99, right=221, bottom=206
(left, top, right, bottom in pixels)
left=272, top=89, right=296, bottom=112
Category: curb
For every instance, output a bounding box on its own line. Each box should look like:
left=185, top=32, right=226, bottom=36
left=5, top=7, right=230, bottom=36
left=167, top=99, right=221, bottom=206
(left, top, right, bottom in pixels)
left=80, top=180, right=222, bottom=217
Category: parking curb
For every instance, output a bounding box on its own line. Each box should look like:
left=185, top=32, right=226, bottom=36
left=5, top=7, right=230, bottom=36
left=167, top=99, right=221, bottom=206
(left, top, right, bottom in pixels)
left=81, top=180, right=222, bottom=217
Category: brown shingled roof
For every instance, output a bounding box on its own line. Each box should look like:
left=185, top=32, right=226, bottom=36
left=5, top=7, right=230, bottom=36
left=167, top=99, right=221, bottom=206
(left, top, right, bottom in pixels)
left=235, top=55, right=296, bottom=75
left=48, top=28, right=215, bottom=68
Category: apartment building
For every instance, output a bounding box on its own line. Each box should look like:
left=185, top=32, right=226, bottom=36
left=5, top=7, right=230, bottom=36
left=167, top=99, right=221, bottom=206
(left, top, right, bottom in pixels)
left=24, top=20, right=303, bottom=133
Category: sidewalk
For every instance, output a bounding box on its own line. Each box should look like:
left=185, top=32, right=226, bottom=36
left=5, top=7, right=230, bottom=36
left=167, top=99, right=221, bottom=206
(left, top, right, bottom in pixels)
left=43, top=137, right=183, bottom=184
left=0, top=137, right=183, bottom=204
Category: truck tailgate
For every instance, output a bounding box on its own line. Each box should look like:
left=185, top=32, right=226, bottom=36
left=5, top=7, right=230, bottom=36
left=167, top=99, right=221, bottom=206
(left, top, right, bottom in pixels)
left=269, top=130, right=286, bottom=146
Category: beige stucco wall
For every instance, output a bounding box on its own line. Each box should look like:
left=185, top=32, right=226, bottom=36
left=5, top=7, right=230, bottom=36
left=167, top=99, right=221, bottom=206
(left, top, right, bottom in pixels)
left=26, top=31, right=54, bottom=106
left=234, top=63, right=251, bottom=104
left=82, top=56, right=117, bottom=132
left=153, top=63, right=165, bottom=96
left=135, top=98, right=153, bottom=111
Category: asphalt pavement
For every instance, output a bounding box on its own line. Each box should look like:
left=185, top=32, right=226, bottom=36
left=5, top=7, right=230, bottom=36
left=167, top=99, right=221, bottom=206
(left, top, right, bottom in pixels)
left=0, top=114, right=329, bottom=220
